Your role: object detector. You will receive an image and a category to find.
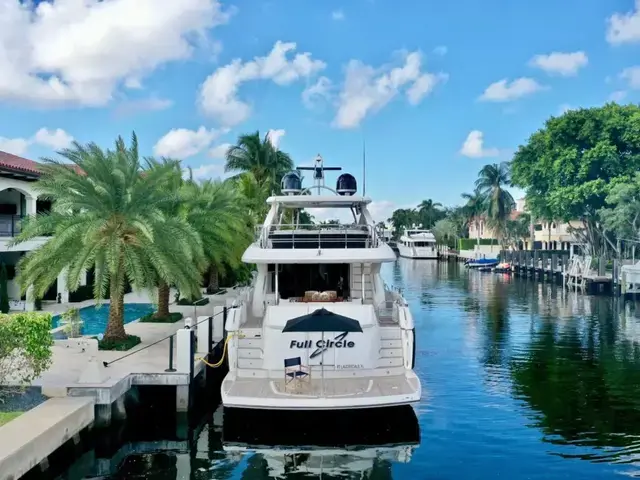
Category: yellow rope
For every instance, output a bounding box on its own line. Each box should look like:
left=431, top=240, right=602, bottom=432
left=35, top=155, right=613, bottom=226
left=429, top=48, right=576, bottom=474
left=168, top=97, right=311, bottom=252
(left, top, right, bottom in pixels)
left=198, top=331, right=246, bottom=368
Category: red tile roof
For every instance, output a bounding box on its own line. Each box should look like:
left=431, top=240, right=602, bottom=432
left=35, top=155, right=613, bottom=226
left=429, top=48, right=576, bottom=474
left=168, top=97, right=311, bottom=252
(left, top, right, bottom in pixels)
left=0, top=151, right=43, bottom=175
left=0, top=151, right=85, bottom=176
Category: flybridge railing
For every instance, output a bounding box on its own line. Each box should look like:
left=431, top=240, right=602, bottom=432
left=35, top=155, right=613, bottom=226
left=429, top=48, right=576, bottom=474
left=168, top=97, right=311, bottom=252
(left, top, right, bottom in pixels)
left=255, top=223, right=380, bottom=249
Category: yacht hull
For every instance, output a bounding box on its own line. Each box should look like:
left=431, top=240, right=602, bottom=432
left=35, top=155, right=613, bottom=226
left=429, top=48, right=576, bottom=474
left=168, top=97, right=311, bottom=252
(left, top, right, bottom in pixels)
left=397, top=244, right=438, bottom=259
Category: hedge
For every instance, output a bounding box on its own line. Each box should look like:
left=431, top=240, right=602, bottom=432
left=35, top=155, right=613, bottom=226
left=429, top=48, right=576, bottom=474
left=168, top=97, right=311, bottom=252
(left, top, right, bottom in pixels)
left=458, top=238, right=499, bottom=250
left=177, top=297, right=210, bottom=306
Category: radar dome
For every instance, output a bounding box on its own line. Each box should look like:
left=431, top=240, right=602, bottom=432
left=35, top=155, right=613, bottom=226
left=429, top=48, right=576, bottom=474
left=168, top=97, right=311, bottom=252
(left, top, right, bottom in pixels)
left=336, top=173, right=357, bottom=196
left=281, top=171, right=302, bottom=195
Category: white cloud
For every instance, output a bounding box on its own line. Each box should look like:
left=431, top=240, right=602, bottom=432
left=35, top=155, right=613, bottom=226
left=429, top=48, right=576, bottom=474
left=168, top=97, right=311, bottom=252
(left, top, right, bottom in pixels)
left=113, top=97, right=173, bottom=117
left=0, top=0, right=233, bottom=108
left=302, top=76, right=333, bottom=108
left=433, top=46, right=448, bottom=56
left=190, top=163, right=225, bottom=180
left=153, top=126, right=227, bottom=159
left=607, top=0, right=640, bottom=45
left=459, top=130, right=499, bottom=158
left=331, top=9, right=345, bottom=21
left=198, top=41, right=326, bottom=127
left=0, top=127, right=74, bottom=156
left=479, top=77, right=545, bottom=102
left=609, top=90, right=628, bottom=102
left=620, top=66, right=640, bottom=89
left=209, top=143, right=232, bottom=159
left=0, top=138, right=30, bottom=156
left=266, top=129, right=286, bottom=149
left=529, top=51, right=588, bottom=77
left=333, top=51, right=447, bottom=129
left=33, top=128, right=74, bottom=150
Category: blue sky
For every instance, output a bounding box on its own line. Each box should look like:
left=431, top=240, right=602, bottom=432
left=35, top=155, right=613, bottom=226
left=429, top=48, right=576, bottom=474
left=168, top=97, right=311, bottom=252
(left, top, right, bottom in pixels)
left=0, top=0, right=639, bottom=221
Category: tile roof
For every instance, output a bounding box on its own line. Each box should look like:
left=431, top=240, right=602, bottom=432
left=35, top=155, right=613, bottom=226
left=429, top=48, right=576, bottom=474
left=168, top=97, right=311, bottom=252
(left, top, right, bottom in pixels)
left=0, top=151, right=42, bottom=175
left=0, top=151, right=85, bottom=176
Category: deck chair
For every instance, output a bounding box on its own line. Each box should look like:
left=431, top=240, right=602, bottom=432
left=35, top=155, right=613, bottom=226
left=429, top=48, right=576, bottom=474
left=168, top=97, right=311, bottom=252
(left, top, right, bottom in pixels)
left=284, top=357, right=310, bottom=391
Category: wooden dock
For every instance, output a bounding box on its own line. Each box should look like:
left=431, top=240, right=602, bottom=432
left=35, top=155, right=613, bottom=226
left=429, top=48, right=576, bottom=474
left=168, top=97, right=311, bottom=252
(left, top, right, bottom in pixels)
left=497, top=250, right=615, bottom=295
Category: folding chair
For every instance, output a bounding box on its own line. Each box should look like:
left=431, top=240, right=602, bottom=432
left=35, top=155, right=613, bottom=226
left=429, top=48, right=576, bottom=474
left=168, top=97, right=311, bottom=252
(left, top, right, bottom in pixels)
left=284, top=356, right=310, bottom=391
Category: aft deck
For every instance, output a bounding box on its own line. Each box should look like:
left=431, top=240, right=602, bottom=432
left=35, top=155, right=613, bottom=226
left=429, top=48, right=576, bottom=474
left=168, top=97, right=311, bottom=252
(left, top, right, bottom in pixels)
left=221, top=372, right=421, bottom=410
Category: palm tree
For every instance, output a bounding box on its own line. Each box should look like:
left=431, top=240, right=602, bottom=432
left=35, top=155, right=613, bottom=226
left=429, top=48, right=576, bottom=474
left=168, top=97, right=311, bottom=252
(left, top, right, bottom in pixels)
left=13, top=134, right=204, bottom=341
left=417, top=199, right=443, bottom=229
left=224, top=131, right=294, bottom=193
left=182, top=178, right=251, bottom=294
left=232, top=172, right=271, bottom=226
left=475, top=162, right=515, bottom=222
left=461, top=189, right=486, bottom=246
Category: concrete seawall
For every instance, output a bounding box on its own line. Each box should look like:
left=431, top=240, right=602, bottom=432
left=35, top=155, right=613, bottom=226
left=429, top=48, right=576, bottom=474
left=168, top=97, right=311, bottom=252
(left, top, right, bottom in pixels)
left=0, top=397, right=94, bottom=480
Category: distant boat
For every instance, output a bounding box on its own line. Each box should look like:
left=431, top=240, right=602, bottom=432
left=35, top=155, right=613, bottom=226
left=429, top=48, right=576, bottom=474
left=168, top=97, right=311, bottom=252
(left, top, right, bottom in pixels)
left=465, top=258, right=499, bottom=269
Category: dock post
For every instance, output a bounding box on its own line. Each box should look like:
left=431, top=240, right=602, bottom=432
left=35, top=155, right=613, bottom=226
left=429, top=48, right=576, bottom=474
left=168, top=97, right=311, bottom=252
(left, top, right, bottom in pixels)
left=176, top=324, right=194, bottom=413
left=598, top=257, right=606, bottom=277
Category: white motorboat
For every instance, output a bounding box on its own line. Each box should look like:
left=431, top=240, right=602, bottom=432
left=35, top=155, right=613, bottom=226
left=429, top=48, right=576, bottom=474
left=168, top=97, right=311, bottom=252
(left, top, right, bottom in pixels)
left=221, top=155, right=420, bottom=411
left=397, top=227, right=438, bottom=259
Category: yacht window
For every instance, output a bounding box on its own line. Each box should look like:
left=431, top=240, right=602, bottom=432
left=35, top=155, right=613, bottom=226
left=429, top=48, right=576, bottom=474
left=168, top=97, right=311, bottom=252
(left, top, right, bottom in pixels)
left=277, top=263, right=351, bottom=301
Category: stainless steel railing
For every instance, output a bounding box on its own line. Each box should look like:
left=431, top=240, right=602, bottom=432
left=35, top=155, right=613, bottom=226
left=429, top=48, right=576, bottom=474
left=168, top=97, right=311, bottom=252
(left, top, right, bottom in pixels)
left=255, top=223, right=379, bottom=249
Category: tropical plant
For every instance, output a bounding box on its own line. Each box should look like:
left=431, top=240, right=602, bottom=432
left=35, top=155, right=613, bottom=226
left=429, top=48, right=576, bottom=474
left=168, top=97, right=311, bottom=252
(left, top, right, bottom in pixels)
left=0, top=264, right=9, bottom=314
left=182, top=178, right=252, bottom=294
left=461, top=189, right=486, bottom=244
left=224, top=131, right=294, bottom=193
left=12, top=134, right=205, bottom=342
left=417, top=199, right=443, bottom=229
left=511, top=103, right=640, bottom=256
left=475, top=162, right=514, bottom=222
left=599, top=173, right=640, bottom=241
left=388, top=208, right=419, bottom=238
left=60, top=307, right=83, bottom=338
left=0, top=312, right=53, bottom=401
left=232, top=172, right=271, bottom=226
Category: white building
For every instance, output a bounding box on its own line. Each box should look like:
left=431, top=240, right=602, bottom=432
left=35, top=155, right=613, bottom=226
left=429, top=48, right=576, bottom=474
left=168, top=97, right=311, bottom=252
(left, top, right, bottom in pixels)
left=0, top=151, right=78, bottom=310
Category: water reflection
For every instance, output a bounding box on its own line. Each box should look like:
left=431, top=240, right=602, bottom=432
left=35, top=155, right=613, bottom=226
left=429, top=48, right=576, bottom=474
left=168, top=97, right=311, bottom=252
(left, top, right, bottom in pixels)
left=60, top=261, right=640, bottom=479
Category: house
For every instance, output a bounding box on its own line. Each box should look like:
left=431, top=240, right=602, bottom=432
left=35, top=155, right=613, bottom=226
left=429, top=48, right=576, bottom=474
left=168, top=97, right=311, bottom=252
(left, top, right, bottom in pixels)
left=0, top=151, right=84, bottom=310
left=468, top=196, right=581, bottom=251
left=468, top=198, right=527, bottom=242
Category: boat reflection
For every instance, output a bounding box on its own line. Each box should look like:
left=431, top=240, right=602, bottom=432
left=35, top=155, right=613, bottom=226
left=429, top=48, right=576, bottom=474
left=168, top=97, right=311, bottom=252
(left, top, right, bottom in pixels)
left=221, top=405, right=420, bottom=479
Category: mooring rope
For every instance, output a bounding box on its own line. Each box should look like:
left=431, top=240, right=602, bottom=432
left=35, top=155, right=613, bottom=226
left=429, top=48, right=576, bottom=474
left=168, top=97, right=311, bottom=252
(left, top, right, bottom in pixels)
left=197, top=331, right=246, bottom=368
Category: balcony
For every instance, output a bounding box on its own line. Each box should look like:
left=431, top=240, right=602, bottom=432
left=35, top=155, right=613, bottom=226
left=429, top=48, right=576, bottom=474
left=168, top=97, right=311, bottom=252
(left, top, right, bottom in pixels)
left=0, top=215, right=22, bottom=237
left=256, top=224, right=379, bottom=249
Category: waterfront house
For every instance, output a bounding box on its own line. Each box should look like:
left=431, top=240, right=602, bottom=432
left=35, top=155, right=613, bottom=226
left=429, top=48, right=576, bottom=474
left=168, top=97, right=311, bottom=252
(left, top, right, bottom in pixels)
left=0, top=150, right=86, bottom=310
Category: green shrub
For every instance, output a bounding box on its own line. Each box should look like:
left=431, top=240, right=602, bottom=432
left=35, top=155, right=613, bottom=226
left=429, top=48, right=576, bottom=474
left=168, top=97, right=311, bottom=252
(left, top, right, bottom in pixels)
left=97, top=335, right=141, bottom=351
left=458, top=238, right=499, bottom=250
left=177, top=297, right=210, bottom=306
left=140, top=312, right=183, bottom=323
left=0, top=312, right=53, bottom=401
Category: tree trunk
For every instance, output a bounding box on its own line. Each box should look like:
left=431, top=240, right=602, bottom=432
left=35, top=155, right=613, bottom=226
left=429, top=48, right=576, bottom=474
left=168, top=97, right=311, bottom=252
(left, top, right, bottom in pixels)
left=155, top=282, right=170, bottom=318
left=104, top=274, right=126, bottom=341
left=208, top=265, right=220, bottom=293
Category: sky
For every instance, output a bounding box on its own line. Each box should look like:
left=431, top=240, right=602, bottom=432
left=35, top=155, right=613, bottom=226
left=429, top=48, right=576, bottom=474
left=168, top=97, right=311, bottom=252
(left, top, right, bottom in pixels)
left=0, top=0, right=639, bottom=222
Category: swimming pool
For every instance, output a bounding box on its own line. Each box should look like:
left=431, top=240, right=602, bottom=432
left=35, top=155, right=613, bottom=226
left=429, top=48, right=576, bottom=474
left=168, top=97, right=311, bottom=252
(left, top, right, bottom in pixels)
left=51, top=303, right=155, bottom=336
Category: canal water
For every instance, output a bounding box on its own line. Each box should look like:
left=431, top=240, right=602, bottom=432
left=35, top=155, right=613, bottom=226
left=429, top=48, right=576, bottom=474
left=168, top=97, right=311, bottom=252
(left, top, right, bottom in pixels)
left=60, top=259, right=640, bottom=479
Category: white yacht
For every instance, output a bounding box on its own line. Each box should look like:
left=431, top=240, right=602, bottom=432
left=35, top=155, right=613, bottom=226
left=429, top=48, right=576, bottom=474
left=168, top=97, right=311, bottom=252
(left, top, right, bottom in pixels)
left=397, top=227, right=438, bottom=259
left=221, top=155, right=420, bottom=410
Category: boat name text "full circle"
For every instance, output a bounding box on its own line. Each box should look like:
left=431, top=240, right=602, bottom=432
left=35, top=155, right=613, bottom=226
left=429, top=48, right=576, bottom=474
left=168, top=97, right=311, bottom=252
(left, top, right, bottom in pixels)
left=289, top=339, right=355, bottom=349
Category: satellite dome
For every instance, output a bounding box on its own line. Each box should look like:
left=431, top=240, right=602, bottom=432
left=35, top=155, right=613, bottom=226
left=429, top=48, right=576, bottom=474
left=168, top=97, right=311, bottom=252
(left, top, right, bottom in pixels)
left=336, top=173, right=357, bottom=196
left=281, top=171, right=302, bottom=195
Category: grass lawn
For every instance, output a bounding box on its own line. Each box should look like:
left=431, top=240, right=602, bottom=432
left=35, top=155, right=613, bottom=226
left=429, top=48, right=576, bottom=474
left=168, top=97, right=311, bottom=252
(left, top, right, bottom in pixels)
left=0, top=411, right=22, bottom=426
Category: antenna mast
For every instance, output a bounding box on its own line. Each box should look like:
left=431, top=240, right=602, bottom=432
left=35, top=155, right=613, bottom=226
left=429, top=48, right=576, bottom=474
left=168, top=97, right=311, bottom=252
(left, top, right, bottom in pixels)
left=362, top=137, right=367, bottom=197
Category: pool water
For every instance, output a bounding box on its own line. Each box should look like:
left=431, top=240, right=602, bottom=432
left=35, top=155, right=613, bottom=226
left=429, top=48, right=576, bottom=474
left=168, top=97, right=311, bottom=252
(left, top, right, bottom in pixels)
left=51, top=303, right=155, bottom=336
